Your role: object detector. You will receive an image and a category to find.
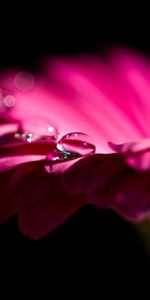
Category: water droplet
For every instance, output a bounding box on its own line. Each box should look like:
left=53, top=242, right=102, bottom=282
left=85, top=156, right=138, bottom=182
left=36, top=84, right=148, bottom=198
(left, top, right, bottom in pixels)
left=44, top=132, right=96, bottom=173
left=56, top=132, right=96, bottom=156
left=48, top=149, right=80, bottom=162
left=15, top=117, right=59, bottom=143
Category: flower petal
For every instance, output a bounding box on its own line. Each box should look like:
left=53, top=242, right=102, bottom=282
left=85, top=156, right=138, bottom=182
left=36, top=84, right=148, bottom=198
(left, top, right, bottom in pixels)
left=109, top=139, right=150, bottom=171
left=126, top=152, right=150, bottom=172
left=61, top=153, right=150, bottom=221
left=0, top=141, right=55, bottom=171
left=0, top=169, right=17, bottom=222
left=61, top=153, right=126, bottom=198
left=3, top=50, right=149, bottom=153
left=17, top=169, right=86, bottom=239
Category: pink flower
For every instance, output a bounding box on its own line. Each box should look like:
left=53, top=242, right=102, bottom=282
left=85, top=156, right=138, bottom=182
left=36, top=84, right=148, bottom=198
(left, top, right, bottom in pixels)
left=0, top=48, right=150, bottom=239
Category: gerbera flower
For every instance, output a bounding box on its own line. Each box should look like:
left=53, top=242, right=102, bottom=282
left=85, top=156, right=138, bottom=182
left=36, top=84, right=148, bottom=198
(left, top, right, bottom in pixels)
left=0, top=48, right=150, bottom=239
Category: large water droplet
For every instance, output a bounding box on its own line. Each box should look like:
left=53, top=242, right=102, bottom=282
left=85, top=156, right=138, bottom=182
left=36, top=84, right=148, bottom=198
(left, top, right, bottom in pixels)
left=15, top=117, right=59, bottom=143
left=56, top=132, right=96, bottom=156
left=45, top=132, right=96, bottom=173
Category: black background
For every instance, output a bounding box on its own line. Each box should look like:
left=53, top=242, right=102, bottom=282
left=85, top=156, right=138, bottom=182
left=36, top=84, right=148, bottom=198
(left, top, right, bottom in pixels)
left=0, top=8, right=150, bottom=293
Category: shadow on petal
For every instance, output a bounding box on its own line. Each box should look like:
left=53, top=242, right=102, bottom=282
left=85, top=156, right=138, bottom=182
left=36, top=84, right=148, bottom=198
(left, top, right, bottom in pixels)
left=13, top=166, right=86, bottom=239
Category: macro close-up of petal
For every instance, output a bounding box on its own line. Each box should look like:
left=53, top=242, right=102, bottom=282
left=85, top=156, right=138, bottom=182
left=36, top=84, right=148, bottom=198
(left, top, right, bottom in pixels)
left=0, top=48, right=150, bottom=240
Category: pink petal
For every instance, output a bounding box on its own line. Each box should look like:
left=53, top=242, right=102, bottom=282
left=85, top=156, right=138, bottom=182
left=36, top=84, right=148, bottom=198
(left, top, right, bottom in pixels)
left=61, top=153, right=150, bottom=220
left=16, top=169, right=86, bottom=239
left=126, top=152, right=150, bottom=172
left=109, top=138, right=150, bottom=154
left=61, top=153, right=126, bottom=200
left=0, top=123, right=18, bottom=137
left=0, top=141, right=56, bottom=171
left=46, top=55, right=147, bottom=145
left=1, top=48, right=150, bottom=238
left=109, top=139, right=150, bottom=171
left=0, top=169, right=18, bottom=222
left=112, top=172, right=150, bottom=220
left=3, top=49, right=150, bottom=153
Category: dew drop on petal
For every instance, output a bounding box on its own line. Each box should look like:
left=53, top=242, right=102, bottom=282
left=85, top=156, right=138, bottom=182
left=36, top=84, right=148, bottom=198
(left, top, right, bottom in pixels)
left=14, top=117, right=59, bottom=143
left=44, top=132, right=96, bottom=174
left=57, top=132, right=96, bottom=156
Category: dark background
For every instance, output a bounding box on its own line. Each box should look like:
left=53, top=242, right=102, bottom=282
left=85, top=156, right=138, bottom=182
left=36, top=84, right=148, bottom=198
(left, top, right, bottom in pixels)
left=0, top=9, right=150, bottom=293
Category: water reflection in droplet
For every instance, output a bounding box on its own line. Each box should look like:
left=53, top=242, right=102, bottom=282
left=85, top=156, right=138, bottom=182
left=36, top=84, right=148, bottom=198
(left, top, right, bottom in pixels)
left=45, top=131, right=96, bottom=173
left=57, top=132, right=96, bottom=156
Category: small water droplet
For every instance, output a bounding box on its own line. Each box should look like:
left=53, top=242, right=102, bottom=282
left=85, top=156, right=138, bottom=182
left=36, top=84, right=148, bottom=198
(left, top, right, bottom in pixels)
left=15, top=117, right=59, bottom=143
left=56, top=132, right=96, bottom=156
